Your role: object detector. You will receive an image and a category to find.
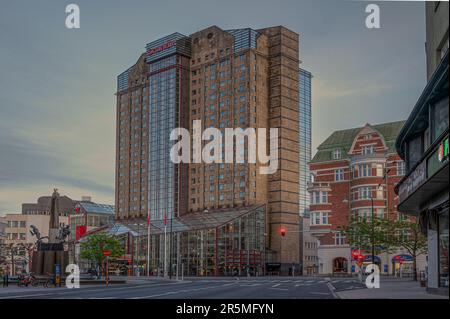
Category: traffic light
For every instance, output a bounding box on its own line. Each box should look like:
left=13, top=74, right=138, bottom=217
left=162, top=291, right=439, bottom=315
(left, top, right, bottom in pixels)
left=280, top=227, right=286, bottom=237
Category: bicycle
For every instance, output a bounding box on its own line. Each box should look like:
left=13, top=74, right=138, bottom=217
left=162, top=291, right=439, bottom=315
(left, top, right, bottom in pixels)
left=17, top=272, right=39, bottom=287
left=43, top=273, right=56, bottom=288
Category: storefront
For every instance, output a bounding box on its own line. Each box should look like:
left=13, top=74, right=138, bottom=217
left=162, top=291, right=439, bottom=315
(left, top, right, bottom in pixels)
left=395, top=51, right=449, bottom=295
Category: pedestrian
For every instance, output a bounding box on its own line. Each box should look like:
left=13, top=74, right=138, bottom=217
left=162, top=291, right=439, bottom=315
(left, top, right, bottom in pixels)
left=2, top=267, right=9, bottom=288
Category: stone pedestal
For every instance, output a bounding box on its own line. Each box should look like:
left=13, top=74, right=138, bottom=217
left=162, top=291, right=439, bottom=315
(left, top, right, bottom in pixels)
left=31, top=241, right=69, bottom=275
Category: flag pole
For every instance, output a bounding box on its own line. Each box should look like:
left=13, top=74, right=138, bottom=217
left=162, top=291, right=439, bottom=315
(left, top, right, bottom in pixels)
left=147, top=210, right=151, bottom=277
left=164, top=212, right=167, bottom=278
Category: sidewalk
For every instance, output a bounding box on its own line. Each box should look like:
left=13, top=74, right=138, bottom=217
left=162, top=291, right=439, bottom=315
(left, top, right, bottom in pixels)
left=336, top=280, right=449, bottom=299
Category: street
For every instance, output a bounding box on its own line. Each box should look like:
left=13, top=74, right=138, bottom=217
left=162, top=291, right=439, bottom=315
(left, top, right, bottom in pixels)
left=0, top=277, right=365, bottom=299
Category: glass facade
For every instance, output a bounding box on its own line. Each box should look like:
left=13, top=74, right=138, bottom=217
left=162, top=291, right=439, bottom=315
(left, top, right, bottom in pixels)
left=148, top=55, right=178, bottom=221
left=226, top=29, right=259, bottom=53
left=109, top=205, right=266, bottom=276
left=299, top=69, right=312, bottom=217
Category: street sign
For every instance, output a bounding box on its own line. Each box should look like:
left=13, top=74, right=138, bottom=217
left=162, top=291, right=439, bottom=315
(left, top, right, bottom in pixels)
left=103, top=250, right=111, bottom=257
left=55, top=264, right=61, bottom=287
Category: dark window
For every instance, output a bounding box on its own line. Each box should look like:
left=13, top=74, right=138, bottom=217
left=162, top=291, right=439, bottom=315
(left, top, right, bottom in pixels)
left=432, top=97, right=449, bottom=143
left=407, top=135, right=423, bottom=170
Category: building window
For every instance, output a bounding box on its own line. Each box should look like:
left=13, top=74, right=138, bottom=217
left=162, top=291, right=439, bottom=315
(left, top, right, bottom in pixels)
left=376, top=208, right=385, bottom=219
left=359, top=163, right=372, bottom=177
left=431, top=97, right=449, bottom=143
left=311, top=191, right=329, bottom=204
left=358, top=209, right=372, bottom=219
left=334, top=232, right=346, bottom=245
left=335, top=169, right=344, bottom=181
left=376, top=163, right=384, bottom=177
left=397, top=161, right=405, bottom=176
left=332, top=149, right=341, bottom=160
left=376, top=186, right=384, bottom=199
left=311, top=212, right=329, bottom=225
left=359, top=187, right=372, bottom=200
left=362, top=145, right=374, bottom=155
left=407, top=135, right=423, bottom=170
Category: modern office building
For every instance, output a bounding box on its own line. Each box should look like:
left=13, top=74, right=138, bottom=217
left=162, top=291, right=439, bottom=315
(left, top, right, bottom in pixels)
left=115, top=25, right=302, bottom=275
left=395, top=1, right=448, bottom=295
left=308, top=121, right=426, bottom=275
left=298, top=69, right=312, bottom=273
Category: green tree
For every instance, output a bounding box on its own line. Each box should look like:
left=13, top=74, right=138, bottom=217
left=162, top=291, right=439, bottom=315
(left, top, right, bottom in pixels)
left=390, top=219, right=428, bottom=281
left=340, top=215, right=398, bottom=257
left=80, top=233, right=124, bottom=270
left=341, top=215, right=428, bottom=281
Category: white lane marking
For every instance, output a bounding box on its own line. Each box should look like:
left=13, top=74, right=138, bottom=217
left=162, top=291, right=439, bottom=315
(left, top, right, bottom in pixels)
left=268, top=287, right=289, bottom=291
left=326, top=282, right=339, bottom=299
left=130, top=284, right=225, bottom=299
left=271, top=283, right=281, bottom=288
left=1, top=281, right=189, bottom=299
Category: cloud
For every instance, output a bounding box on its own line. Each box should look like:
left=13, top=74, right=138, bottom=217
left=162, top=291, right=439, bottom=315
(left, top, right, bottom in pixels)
left=0, top=126, right=114, bottom=213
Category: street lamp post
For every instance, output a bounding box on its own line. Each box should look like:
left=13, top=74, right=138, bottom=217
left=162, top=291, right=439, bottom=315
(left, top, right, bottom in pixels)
left=169, top=211, right=174, bottom=279
left=371, top=197, right=375, bottom=269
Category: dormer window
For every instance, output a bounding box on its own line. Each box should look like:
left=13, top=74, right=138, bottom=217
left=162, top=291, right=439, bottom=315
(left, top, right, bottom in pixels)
left=332, top=149, right=341, bottom=159
left=362, top=145, right=374, bottom=155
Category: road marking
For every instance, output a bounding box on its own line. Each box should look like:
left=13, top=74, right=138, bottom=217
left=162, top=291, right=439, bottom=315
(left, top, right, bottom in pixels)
left=0, top=281, right=189, bottom=299
left=268, top=287, right=289, bottom=291
left=271, top=283, right=281, bottom=287
left=326, top=282, right=339, bottom=299
left=130, top=284, right=225, bottom=299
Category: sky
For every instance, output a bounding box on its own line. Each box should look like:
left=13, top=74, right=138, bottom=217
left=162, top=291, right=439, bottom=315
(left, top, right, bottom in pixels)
left=0, top=0, right=427, bottom=214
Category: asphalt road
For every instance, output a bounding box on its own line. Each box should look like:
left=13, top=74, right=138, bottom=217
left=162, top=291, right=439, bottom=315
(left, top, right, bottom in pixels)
left=0, top=277, right=366, bottom=299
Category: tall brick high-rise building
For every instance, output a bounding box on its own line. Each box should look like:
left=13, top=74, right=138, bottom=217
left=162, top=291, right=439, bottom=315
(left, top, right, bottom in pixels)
left=307, top=121, right=426, bottom=275
left=115, top=26, right=303, bottom=275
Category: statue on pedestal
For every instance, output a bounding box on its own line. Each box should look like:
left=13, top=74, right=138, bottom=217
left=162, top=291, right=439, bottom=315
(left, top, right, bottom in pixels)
left=31, top=188, right=69, bottom=275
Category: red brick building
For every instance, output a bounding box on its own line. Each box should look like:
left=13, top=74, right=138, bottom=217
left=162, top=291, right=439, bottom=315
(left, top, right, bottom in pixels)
left=307, top=121, right=426, bottom=275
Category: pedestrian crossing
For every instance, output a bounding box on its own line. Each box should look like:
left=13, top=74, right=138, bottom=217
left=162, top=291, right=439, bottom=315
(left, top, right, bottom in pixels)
left=191, top=278, right=360, bottom=284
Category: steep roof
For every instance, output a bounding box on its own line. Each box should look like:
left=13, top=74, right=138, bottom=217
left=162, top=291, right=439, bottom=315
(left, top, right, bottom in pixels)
left=311, top=120, right=406, bottom=163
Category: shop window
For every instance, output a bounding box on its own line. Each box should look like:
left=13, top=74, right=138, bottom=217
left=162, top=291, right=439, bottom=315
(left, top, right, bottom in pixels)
left=439, top=211, right=449, bottom=288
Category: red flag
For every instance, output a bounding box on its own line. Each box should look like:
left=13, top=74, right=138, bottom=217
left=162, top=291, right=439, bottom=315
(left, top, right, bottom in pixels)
left=164, top=213, right=167, bottom=226
left=147, top=211, right=151, bottom=226
left=76, top=225, right=87, bottom=240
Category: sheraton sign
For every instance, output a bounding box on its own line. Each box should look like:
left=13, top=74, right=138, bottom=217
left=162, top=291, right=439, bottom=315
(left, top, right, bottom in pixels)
left=147, top=40, right=176, bottom=56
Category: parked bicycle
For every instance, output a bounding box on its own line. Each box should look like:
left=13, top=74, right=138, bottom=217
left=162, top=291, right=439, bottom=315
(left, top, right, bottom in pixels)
left=17, top=272, right=39, bottom=287
left=43, top=273, right=56, bottom=288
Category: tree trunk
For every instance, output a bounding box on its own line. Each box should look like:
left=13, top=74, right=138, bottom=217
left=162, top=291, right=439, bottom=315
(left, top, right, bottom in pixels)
left=413, top=255, right=417, bottom=281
